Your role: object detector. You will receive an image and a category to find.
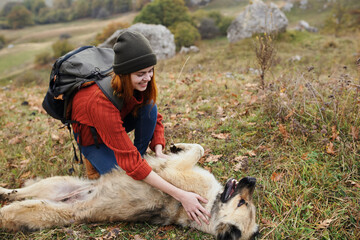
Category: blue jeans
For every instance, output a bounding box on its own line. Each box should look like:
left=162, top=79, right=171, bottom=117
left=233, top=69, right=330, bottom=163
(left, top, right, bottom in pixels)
left=77, top=104, right=158, bottom=175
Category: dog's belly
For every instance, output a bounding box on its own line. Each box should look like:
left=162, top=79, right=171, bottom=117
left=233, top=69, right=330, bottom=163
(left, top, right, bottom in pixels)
left=68, top=177, right=185, bottom=226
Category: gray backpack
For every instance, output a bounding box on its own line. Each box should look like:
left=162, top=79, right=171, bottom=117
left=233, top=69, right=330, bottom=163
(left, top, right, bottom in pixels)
left=42, top=46, right=123, bottom=165
left=42, top=46, right=123, bottom=123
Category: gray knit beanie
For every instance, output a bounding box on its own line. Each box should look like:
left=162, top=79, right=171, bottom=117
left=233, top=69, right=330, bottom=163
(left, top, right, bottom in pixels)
left=112, top=30, right=157, bottom=75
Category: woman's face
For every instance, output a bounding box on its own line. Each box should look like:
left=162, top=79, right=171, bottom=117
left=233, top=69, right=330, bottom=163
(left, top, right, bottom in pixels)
left=130, top=66, right=154, bottom=92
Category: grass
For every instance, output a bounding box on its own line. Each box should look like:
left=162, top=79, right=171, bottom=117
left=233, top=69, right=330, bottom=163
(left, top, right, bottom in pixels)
left=1, top=1, right=360, bottom=239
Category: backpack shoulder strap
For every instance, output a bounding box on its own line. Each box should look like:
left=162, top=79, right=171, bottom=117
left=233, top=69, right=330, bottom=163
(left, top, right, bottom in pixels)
left=96, top=75, right=124, bottom=112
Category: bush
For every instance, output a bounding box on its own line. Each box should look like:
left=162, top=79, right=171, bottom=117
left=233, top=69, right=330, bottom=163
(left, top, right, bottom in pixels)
left=0, top=35, right=6, bottom=49
left=93, top=21, right=130, bottom=45
left=13, top=70, right=44, bottom=86
left=217, top=15, right=233, bottom=36
left=34, top=51, right=53, bottom=66
left=52, top=39, right=74, bottom=58
left=191, top=10, right=233, bottom=38
left=171, top=21, right=200, bottom=50
left=198, top=18, right=220, bottom=39
left=134, top=0, right=191, bottom=27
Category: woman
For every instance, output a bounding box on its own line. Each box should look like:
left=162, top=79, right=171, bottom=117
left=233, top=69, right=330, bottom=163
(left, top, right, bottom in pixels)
left=71, top=30, right=210, bottom=225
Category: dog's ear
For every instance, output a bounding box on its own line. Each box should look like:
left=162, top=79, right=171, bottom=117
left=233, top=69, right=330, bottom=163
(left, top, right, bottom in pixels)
left=216, top=223, right=242, bottom=240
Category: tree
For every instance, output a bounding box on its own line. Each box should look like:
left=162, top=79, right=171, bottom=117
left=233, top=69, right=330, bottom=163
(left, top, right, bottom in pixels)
left=71, top=0, right=92, bottom=19
left=24, top=0, right=46, bottom=15
left=1, top=2, right=21, bottom=17
left=53, top=0, right=72, bottom=9
left=134, top=0, right=191, bottom=27
left=7, top=5, right=34, bottom=29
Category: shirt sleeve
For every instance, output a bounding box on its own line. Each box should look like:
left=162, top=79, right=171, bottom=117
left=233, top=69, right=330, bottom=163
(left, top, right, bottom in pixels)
left=149, top=112, right=166, bottom=152
left=87, top=90, right=152, bottom=180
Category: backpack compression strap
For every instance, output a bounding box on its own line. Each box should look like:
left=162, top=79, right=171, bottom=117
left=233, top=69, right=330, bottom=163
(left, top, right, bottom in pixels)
left=96, top=75, right=124, bottom=111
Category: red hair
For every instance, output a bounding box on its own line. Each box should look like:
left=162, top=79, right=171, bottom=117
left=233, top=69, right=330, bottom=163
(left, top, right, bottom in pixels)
left=110, top=70, right=157, bottom=115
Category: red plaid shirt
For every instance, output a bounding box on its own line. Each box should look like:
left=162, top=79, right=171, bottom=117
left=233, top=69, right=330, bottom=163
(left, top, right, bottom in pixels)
left=71, top=84, right=165, bottom=180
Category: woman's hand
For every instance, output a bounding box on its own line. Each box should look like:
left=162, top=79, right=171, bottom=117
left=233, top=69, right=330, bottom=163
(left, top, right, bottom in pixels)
left=154, top=144, right=168, bottom=159
left=143, top=171, right=211, bottom=226
left=177, top=190, right=211, bottom=226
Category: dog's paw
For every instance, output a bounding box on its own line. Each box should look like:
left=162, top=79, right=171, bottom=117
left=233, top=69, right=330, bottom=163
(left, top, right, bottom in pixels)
left=0, top=188, right=17, bottom=201
left=172, top=143, right=204, bottom=156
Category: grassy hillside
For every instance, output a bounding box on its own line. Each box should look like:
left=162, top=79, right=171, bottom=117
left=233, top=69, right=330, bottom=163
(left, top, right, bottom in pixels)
left=0, top=1, right=359, bottom=239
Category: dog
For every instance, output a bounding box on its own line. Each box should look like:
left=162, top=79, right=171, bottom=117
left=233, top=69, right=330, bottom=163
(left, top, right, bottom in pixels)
left=0, top=143, right=259, bottom=240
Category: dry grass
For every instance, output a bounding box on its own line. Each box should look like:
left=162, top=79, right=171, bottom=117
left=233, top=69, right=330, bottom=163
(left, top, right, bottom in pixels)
left=0, top=3, right=360, bottom=239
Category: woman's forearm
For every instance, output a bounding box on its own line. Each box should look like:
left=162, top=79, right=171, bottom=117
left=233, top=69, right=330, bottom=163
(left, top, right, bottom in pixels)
left=143, top=170, right=183, bottom=201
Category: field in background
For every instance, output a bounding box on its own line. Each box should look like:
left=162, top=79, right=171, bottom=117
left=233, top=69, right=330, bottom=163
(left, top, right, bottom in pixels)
left=0, top=0, right=359, bottom=239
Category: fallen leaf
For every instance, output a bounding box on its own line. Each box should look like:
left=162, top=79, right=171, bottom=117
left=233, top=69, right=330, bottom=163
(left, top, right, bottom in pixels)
left=51, top=134, right=60, bottom=141
left=205, top=154, right=223, bottom=163
left=249, top=95, right=258, bottom=105
left=271, top=172, right=284, bottom=182
left=216, top=106, right=224, bottom=116
left=326, top=142, right=336, bottom=155
left=20, top=159, right=30, bottom=169
left=347, top=180, right=360, bottom=188
left=279, top=124, right=289, bottom=140
left=350, top=126, right=359, bottom=140
left=301, top=153, right=309, bottom=160
left=331, top=125, right=339, bottom=141
left=25, top=146, right=32, bottom=153
left=211, top=133, right=230, bottom=140
left=8, top=136, right=22, bottom=145
left=246, top=150, right=256, bottom=157
left=317, top=219, right=333, bottom=229
left=234, top=155, right=248, bottom=162
left=134, top=234, right=145, bottom=240
left=284, top=111, right=294, bottom=120
left=20, top=171, right=31, bottom=179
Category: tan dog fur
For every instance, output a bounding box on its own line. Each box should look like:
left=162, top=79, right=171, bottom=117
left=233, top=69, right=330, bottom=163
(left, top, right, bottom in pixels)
left=0, top=143, right=259, bottom=240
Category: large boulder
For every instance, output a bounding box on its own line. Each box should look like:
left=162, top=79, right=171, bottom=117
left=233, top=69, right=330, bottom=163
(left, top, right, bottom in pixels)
left=187, top=0, right=212, bottom=6
left=227, top=0, right=288, bottom=43
left=98, top=23, right=176, bottom=60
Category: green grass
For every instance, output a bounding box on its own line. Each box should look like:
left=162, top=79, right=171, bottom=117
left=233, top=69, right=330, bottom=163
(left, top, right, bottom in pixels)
left=1, top=2, right=360, bottom=239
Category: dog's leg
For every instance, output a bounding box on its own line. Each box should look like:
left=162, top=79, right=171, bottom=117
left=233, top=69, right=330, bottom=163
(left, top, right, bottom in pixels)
left=0, top=199, right=77, bottom=231
left=170, top=143, right=205, bottom=170
left=0, top=176, right=92, bottom=202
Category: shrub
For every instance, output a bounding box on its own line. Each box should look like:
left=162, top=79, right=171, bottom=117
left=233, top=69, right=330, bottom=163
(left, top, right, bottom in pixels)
left=323, top=1, right=353, bottom=36
left=191, top=10, right=233, bottom=38
left=217, top=15, right=233, bottom=35
left=13, top=70, right=44, bottom=86
left=34, top=51, right=53, bottom=66
left=52, top=39, right=74, bottom=58
left=198, top=18, right=220, bottom=39
left=93, top=21, right=130, bottom=45
left=0, top=35, right=6, bottom=49
left=134, top=0, right=191, bottom=27
left=253, top=33, right=277, bottom=89
left=171, top=21, right=200, bottom=50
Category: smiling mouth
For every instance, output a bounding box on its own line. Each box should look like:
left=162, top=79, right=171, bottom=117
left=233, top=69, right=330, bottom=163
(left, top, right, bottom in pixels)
left=221, top=178, right=238, bottom=202
left=220, top=177, right=256, bottom=203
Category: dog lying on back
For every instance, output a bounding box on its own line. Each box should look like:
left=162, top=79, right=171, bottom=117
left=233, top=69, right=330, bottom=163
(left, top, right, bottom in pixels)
left=0, top=143, right=259, bottom=240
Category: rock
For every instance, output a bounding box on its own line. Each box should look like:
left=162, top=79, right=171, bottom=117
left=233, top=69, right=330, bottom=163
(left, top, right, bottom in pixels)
left=98, top=23, right=176, bottom=60
left=299, top=0, right=308, bottom=9
left=282, top=2, right=293, bottom=12
left=227, top=0, right=288, bottom=43
left=296, top=20, right=318, bottom=33
left=187, top=0, right=212, bottom=6
left=180, top=45, right=200, bottom=54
